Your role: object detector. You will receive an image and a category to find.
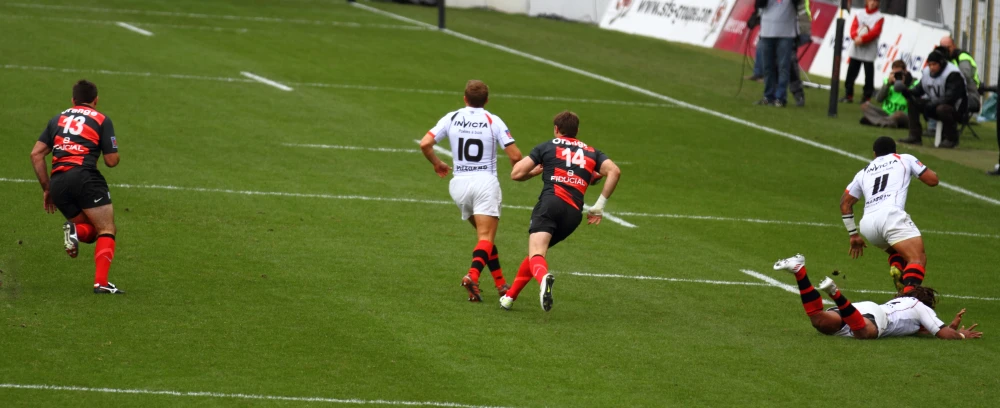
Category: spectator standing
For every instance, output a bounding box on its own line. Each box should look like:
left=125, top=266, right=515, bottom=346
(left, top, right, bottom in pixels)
left=841, top=0, right=884, bottom=104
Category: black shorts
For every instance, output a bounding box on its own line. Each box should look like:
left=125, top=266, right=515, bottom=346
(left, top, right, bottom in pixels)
left=49, top=168, right=112, bottom=219
left=528, top=195, right=582, bottom=248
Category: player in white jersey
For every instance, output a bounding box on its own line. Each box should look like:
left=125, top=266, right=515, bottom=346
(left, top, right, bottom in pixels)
left=774, top=254, right=981, bottom=340
left=419, top=80, right=529, bottom=303
left=840, top=137, right=938, bottom=294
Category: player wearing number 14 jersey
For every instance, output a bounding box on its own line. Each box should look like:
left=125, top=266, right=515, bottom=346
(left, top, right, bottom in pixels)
left=419, top=80, right=526, bottom=302
left=840, top=137, right=938, bottom=294
left=503, top=111, right=622, bottom=312
left=29, top=80, right=123, bottom=294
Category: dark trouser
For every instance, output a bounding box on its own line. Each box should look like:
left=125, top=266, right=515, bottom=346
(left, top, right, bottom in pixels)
left=759, top=37, right=795, bottom=103
left=861, top=102, right=909, bottom=128
left=755, top=45, right=803, bottom=99
left=845, top=58, right=875, bottom=100
left=908, top=100, right=958, bottom=142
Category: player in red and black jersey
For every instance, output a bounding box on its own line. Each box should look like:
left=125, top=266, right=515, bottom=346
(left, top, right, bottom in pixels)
left=502, top=111, right=622, bottom=311
left=29, top=79, right=123, bottom=294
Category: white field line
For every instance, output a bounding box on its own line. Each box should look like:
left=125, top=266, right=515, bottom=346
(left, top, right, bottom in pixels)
left=740, top=269, right=835, bottom=305
left=0, top=65, right=668, bottom=109
left=0, top=384, right=511, bottom=408
left=283, top=143, right=419, bottom=153
left=3, top=64, right=256, bottom=83
left=413, top=139, right=452, bottom=158
left=115, top=21, right=154, bottom=36
left=573, top=270, right=1000, bottom=302
left=240, top=72, right=294, bottom=91
left=0, top=177, right=633, bottom=228
left=0, top=14, right=249, bottom=33
left=350, top=2, right=1000, bottom=207
left=613, top=211, right=1000, bottom=239
left=4, top=3, right=429, bottom=30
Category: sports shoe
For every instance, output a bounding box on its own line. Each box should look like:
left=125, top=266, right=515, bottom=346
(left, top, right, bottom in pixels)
left=897, top=135, right=922, bottom=145
left=540, top=274, right=555, bottom=312
left=94, top=282, right=124, bottom=294
left=461, top=275, right=481, bottom=302
left=818, top=277, right=838, bottom=297
left=987, top=164, right=1000, bottom=176
left=772, top=100, right=786, bottom=108
left=839, top=96, right=854, bottom=103
left=62, top=221, right=79, bottom=258
left=499, top=295, right=514, bottom=310
left=497, top=283, right=511, bottom=298
left=773, top=254, right=806, bottom=274
left=889, top=265, right=904, bottom=292
left=794, top=93, right=805, bottom=107
left=753, top=97, right=772, bottom=106
left=938, top=139, right=958, bottom=149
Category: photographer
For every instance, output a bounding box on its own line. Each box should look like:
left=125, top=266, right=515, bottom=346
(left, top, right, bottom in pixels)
left=751, top=0, right=811, bottom=107
left=860, top=60, right=913, bottom=128
left=940, top=36, right=981, bottom=114
left=898, top=49, right=968, bottom=148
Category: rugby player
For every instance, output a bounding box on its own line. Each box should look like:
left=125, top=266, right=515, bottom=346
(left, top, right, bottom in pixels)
left=501, top=111, right=621, bottom=312
left=419, top=80, right=525, bottom=302
left=841, top=136, right=938, bottom=294
left=29, top=80, right=123, bottom=294
left=774, top=254, right=981, bottom=340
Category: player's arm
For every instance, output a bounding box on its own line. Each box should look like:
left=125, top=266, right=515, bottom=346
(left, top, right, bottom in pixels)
left=935, top=324, right=981, bottom=340
left=419, top=132, right=450, bottom=178
left=502, top=143, right=523, bottom=167
left=917, top=168, right=938, bottom=186
left=30, top=141, right=57, bottom=214
left=587, top=159, right=621, bottom=225
left=510, top=156, right=539, bottom=181
left=840, top=190, right=866, bottom=259
left=104, top=153, right=119, bottom=168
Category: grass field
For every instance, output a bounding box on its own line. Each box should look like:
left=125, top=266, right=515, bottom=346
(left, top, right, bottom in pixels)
left=2, top=1, right=999, bottom=406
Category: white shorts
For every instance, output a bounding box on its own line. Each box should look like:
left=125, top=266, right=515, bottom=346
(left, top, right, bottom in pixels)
left=859, top=207, right=921, bottom=250
left=831, top=301, right=888, bottom=338
left=449, top=175, right=501, bottom=220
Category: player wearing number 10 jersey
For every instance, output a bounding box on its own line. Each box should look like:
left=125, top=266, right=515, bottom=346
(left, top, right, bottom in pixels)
left=503, top=111, right=622, bottom=312
left=29, top=80, right=123, bottom=294
left=840, top=137, right=938, bottom=295
left=419, top=80, right=526, bottom=303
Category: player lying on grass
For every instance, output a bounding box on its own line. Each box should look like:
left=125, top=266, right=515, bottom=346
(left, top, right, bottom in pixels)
left=840, top=136, right=938, bottom=293
left=29, top=79, right=123, bottom=294
left=774, top=254, right=981, bottom=340
left=501, top=111, right=621, bottom=312
left=419, top=80, right=525, bottom=302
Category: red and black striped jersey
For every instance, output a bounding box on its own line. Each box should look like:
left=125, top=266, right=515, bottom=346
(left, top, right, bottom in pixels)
left=528, top=136, right=608, bottom=211
left=38, top=105, right=117, bottom=175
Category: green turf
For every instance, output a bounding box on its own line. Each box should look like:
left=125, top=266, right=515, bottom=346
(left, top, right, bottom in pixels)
left=2, top=1, right=998, bottom=407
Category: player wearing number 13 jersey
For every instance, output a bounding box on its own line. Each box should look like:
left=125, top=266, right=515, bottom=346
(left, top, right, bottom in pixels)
left=29, top=80, right=123, bottom=294
left=419, top=80, right=526, bottom=303
left=840, top=137, right=938, bottom=295
left=502, top=111, right=622, bottom=312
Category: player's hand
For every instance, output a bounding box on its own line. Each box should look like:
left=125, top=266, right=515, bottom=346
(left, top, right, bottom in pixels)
left=959, top=323, right=982, bottom=339
left=848, top=234, right=866, bottom=259
left=43, top=190, right=56, bottom=214
left=528, top=164, right=544, bottom=177
left=587, top=207, right=603, bottom=225
left=950, top=308, right=967, bottom=330
left=433, top=162, right=451, bottom=178
left=853, top=36, right=863, bottom=43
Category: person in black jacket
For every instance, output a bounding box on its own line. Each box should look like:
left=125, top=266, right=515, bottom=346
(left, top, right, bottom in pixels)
left=898, top=49, right=968, bottom=148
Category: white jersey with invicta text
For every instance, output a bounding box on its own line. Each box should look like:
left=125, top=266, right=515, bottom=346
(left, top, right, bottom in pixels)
left=845, top=153, right=927, bottom=213
left=832, top=297, right=945, bottom=338
left=429, top=107, right=515, bottom=178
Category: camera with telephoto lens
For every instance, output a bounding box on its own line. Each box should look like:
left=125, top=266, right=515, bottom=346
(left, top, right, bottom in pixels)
left=893, top=71, right=904, bottom=81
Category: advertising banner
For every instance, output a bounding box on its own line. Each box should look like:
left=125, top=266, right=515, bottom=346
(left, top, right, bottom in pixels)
left=600, top=0, right=737, bottom=48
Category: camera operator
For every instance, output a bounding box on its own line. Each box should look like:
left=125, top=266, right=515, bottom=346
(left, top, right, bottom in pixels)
left=940, top=36, right=981, bottom=114
left=898, top=49, right=968, bottom=148
left=860, top=60, right=913, bottom=128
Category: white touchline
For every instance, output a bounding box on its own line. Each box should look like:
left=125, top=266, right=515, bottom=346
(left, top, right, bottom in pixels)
left=572, top=270, right=1000, bottom=302
left=4, top=3, right=430, bottom=30
left=282, top=143, right=420, bottom=153
left=0, top=15, right=249, bottom=33
left=0, top=384, right=512, bottom=408
left=0, top=177, right=632, bottom=228
left=351, top=2, right=1000, bottom=207
left=1, top=65, right=668, bottom=109
left=240, top=72, right=293, bottom=91
left=413, top=139, right=452, bottom=158
left=115, top=21, right=154, bottom=36
left=740, top=269, right=835, bottom=305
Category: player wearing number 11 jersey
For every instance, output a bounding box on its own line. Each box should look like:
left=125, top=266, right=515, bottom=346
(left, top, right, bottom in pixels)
left=840, top=136, right=938, bottom=294
left=419, top=80, right=526, bottom=303
left=503, top=111, right=622, bottom=312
